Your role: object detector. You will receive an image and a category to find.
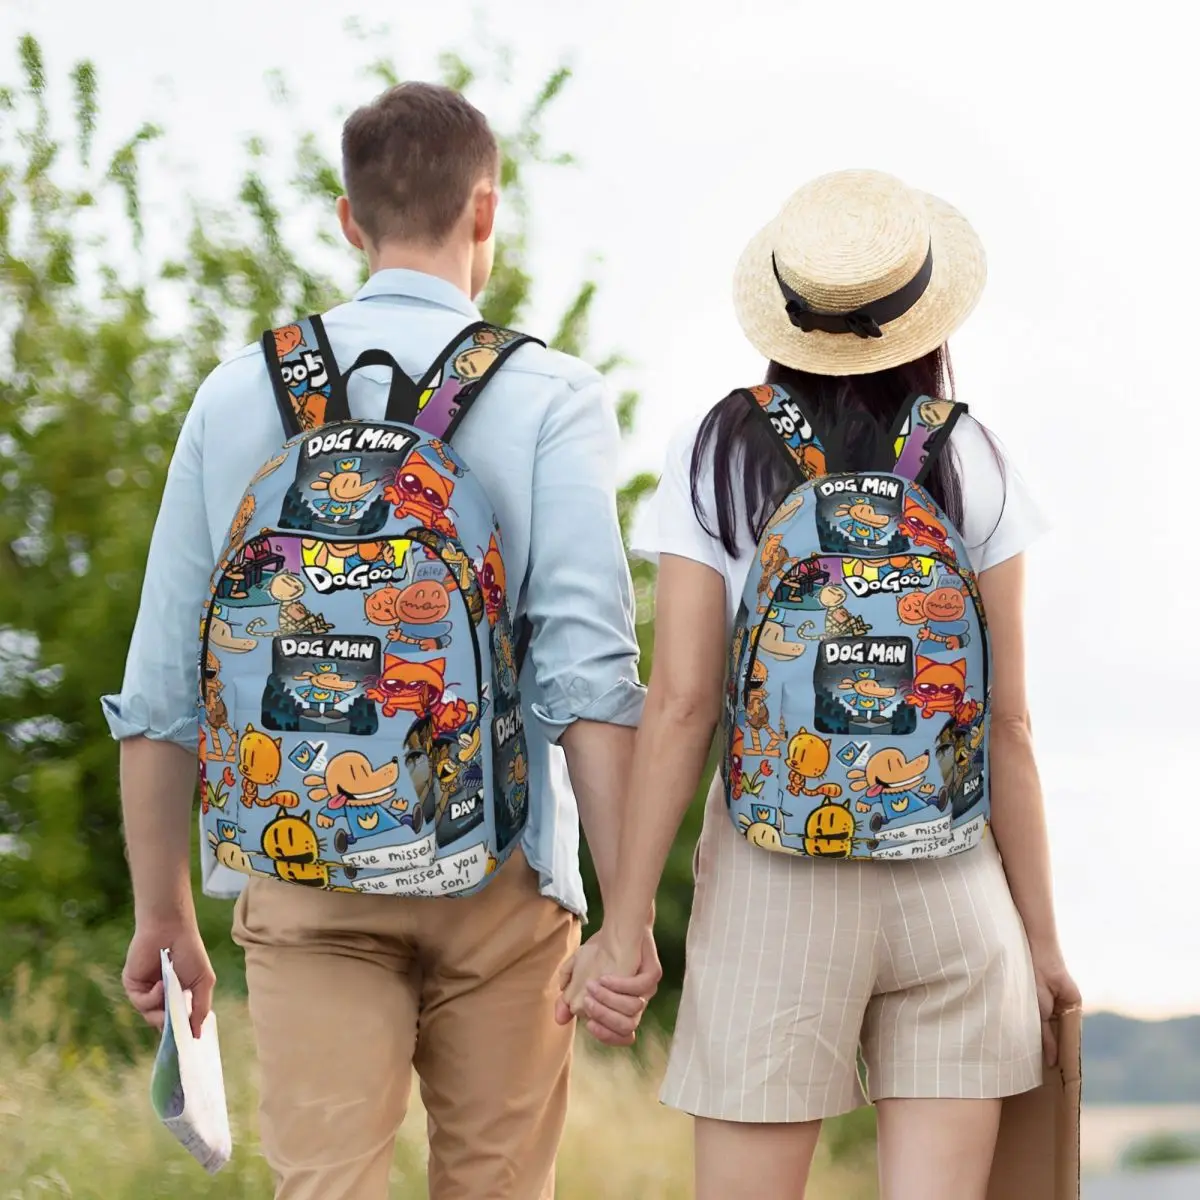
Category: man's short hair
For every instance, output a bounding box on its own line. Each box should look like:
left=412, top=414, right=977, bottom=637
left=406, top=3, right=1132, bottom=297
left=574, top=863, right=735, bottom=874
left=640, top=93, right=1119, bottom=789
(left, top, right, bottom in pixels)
left=341, top=82, right=499, bottom=246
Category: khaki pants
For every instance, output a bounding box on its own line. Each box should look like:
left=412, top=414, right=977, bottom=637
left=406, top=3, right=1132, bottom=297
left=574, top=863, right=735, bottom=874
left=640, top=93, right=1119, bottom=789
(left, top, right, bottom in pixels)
left=232, top=851, right=581, bottom=1200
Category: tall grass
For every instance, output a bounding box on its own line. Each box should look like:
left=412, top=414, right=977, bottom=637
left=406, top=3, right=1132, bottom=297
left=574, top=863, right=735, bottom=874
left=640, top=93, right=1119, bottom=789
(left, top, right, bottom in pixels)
left=0, top=964, right=877, bottom=1198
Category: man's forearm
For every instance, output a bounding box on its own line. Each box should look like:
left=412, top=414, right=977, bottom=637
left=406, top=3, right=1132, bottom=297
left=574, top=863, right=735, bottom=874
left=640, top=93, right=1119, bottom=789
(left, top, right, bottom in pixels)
left=560, top=719, right=637, bottom=910
left=120, top=737, right=199, bottom=927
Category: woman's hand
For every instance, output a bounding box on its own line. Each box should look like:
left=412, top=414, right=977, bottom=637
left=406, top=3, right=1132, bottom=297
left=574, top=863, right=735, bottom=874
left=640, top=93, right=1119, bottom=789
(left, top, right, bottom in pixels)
left=555, top=926, right=660, bottom=1047
left=1031, top=944, right=1081, bottom=1066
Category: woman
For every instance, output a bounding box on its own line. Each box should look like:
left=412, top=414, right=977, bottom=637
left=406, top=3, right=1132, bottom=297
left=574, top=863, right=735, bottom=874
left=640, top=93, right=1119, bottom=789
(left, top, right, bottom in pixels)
left=561, top=170, right=1080, bottom=1199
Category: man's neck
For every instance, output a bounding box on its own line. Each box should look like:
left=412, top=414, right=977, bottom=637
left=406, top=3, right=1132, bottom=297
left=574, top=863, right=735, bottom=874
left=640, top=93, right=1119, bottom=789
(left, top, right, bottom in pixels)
left=367, top=242, right=474, bottom=300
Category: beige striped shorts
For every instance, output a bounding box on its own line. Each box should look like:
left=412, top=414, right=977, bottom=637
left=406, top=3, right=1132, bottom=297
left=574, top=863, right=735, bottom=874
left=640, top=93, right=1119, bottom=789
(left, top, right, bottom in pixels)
left=661, top=778, right=1043, bottom=1123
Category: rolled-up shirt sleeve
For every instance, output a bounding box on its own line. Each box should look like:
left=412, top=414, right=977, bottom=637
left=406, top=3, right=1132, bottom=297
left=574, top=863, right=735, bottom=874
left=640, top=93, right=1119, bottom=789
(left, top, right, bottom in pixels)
left=100, top=394, right=216, bottom=749
left=523, top=372, right=646, bottom=742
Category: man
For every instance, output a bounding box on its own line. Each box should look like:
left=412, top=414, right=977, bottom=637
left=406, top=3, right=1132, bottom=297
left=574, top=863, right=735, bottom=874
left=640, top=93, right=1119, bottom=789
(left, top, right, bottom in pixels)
left=105, top=82, right=659, bottom=1200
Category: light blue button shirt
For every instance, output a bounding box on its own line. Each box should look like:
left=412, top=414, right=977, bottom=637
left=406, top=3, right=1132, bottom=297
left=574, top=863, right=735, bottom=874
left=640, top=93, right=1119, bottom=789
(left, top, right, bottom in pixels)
left=101, top=269, right=646, bottom=918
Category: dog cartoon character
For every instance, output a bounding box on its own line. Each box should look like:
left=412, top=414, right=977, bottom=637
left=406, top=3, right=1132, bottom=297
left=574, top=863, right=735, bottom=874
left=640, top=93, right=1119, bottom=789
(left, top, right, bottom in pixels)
left=364, top=655, right=469, bottom=734
left=785, top=729, right=843, bottom=798
left=309, top=456, right=380, bottom=524
left=383, top=452, right=457, bottom=536
left=292, top=661, right=359, bottom=715
left=848, top=747, right=942, bottom=832
left=206, top=605, right=258, bottom=653
left=898, top=495, right=953, bottom=557
left=757, top=608, right=807, bottom=660
left=838, top=667, right=898, bottom=721
left=207, top=826, right=253, bottom=875
left=308, top=750, right=418, bottom=852
left=905, top=656, right=970, bottom=720
left=835, top=498, right=892, bottom=549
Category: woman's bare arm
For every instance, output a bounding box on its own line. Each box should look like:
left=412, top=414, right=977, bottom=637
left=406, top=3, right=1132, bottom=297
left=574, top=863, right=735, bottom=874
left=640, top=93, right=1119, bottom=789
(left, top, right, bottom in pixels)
left=978, top=553, right=1062, bottom=952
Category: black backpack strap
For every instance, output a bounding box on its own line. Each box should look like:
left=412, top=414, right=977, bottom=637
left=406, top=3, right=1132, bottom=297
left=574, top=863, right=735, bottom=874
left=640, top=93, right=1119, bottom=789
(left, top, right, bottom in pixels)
left=410, top=322, right=542, bottom=440
left=737, top=382, right=830, bottom=484
left=261, top=315, right=350, bottom=438
left=890, top=394, right=968, bottom=484
left=340, top=348, right=423, bottom=424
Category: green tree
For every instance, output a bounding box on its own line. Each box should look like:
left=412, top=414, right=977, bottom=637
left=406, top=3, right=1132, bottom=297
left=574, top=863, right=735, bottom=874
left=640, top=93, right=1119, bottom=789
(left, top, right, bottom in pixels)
left=0, top=30, right=712, bottom=1048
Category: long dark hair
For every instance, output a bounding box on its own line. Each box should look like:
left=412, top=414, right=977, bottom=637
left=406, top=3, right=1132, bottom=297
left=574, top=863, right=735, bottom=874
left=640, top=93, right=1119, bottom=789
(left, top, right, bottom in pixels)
left=691, top=345, right=990, bottom=557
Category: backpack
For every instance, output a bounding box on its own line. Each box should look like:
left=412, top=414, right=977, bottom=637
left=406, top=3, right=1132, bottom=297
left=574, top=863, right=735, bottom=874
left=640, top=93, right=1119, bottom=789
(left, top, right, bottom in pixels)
left=723, top=384, right=991, bottom=862
left=198, top=315, right=540, bottom=899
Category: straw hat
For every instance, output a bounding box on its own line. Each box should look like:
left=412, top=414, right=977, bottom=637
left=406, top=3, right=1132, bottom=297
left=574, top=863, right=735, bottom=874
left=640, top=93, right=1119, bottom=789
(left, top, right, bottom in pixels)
left=732, top=169, right=986, bottom=376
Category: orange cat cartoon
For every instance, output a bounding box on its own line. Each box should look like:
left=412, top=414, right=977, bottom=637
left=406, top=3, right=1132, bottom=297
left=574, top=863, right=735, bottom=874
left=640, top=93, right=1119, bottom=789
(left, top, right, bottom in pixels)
left=785, top=729, right=843, bottom=799
left=364, top=654, right=469, bottom=734
left=898, top=495, right=953, bottom=557
left=383, top=453, right=456, bottom=536
left=479, top=533, right=506, bottom=627
left=905, top=656, right=967, bottom=719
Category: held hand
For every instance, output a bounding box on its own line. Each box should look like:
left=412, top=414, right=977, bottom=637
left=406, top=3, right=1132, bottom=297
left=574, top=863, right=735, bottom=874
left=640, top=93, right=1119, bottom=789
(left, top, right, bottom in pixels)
left=555, top=927, right=660, bottom=1047
left=1031, top=946, right=1082, bottom=1066
left=123, top=921, right=215, bottom=1040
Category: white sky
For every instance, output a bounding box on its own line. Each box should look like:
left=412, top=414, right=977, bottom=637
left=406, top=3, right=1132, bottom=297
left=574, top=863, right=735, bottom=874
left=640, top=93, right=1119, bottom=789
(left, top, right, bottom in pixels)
left=5, top=0, right=1197, bottom=1017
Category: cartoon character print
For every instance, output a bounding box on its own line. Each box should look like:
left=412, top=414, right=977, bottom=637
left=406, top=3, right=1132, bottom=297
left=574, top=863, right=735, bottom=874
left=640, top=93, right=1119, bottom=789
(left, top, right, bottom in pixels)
left=237, top=724, right=300, bottom=809
left=250, top=451, right=290, bottom=486
left=308, top=750, right=421, bottom=852
left=756, top=533, right=797, bottom=614
left=797, top=584, right=872, bottom=641
left=291, top=661, right=359, bottom=716
left=383, top=450, right=457, bottom=537
left=744, top=659, right=785, bottom=757
left=364, top=574, right=456, bottom=651
left=478, top=534, right=506, bottom=627
left=207, top=825, right=253, bottom=875
left=918, top=399, right=955, bottom=430
left=303, top=539, right=396, bottom=574
left=898, top=494, right=954, bottom=559
left=309, top=456, right=380, bottom=525
left=206, top=605, right=258, bottom=653
left=261, top=807, right=348, bottom=888
left=202, top=650, right=237, bottom=761
left=756, top=607, right=808, bottom=660
left=849, top=747, right=943, bottom=832
left=904, top=656, right=979, bottom=722
left=838, top=667, right=899, bottom=721
left=226, top=494, right=256, bottom=553
left=364, top=654, right=470, bottom=734
left=835, top=497, right=893, bottom=549
left=245, top=573, right=332, bottom=637
left=493, top=620, right=519, bottom=696
left=896, top=585, right=973, bottom=652
left=785, top=729, right=843, bottom=799
left=728, top=725, right=772, bottom=802
left=802, top=796, right=858, bottom=857
left=747, top=386, right=827, bottom=480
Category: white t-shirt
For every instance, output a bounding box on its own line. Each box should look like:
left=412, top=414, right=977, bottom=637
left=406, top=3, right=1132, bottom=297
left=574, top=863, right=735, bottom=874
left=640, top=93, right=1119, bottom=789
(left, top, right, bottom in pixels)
left=632, top=409, right=1049, bottom=624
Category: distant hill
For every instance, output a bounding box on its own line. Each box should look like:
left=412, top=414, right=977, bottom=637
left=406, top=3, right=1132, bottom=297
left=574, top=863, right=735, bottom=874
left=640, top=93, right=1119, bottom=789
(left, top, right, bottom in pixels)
left=1085, top=1012, right=1200, bottom=1104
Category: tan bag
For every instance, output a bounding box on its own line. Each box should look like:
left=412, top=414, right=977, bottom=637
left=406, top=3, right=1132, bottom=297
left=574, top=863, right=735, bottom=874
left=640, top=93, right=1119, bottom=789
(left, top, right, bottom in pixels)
left=987, top=1007, right=1082, bottom=1200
